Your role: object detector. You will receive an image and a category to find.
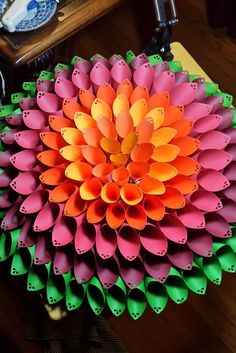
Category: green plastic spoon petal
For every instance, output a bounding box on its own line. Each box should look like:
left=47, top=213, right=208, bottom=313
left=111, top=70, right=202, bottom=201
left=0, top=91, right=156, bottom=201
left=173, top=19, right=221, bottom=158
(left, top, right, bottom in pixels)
left=106, top=276, right=127, bottom=317
left=195, top=255, right=222, bottom=285
left=165, top=267, right=188, bottom=304
left=127, top=280, right=147, bottom=320
left=145, top=276, right=168, bottom=314
left=0, top=229, right=19, bottom=261
left=66, top=278, right=87, bottom=311
left=87, top=276, right=105, bottom=316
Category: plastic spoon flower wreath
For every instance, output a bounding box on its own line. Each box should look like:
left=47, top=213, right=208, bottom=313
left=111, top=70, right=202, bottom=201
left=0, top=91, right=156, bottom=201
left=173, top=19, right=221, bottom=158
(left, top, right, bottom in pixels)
left=0, top=51, right=236, bottom=319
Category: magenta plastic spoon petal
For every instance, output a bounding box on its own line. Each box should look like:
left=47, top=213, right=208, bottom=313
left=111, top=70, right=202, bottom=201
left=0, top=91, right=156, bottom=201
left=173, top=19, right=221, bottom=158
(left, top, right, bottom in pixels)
left=143, top=253, right=171, bottom=283
left=97, top=256, right=119, bottom=289
left=118, top=255, right=145, bottom=289
left=217, top=200, right=236, bottom=223
left=34, top=233, right=54, bottom=265
left=53, top=248, right=73, bottom=275
left=74, top=250, right=95, bottom=284
left=205, top=213, right=232, bottom=238
left=187, top=229, right=213, bottom=257
left=18, top=218, right=37, bottom=248
left=139, top=223, right=167, bottom=255
left=167, top=244, right=193, bottom=270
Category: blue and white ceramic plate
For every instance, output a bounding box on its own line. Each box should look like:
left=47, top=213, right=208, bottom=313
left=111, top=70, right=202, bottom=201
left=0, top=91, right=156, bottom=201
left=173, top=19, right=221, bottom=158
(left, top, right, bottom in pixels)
left=0, top=0, right=57, bottom=32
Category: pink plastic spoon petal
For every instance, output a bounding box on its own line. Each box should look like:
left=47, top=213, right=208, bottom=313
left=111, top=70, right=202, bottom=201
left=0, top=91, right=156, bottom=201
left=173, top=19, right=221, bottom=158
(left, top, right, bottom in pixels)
left=54, top=77, right=77, bottom=99
left=0, top=150, right=12, bottom=167
left=152, top=70, right=175, bottom=93
left=20, top=189, right=49, bottom=214
left=52, top=216, right=76, bottom=246
left=216, top=108, right=234, bottom=130
left=190, top=189, right=222, bottom=212
left=197, top=169, right=230, bottom=191
left=1, top=204, right=24, bottom=230
left=197, top=149, right=232, bottom=170
left=22, top=110, right=48, bottom=130
left=14, top=130, right=41, bottom=149
left=95, top=224, right=117, bottom=259
left=130, top=53, right=148, bottom=70
left=133, top=63, right=154, bottom=90
left=205, top=95, right=224, bottom=113
left=111, top=59, right=132, bottom=86
left=198, top=131, right=230, bottom=150
left=75, top=222, right=96, bottom=254
left=170, top=83, right=197, bottom=105
left=177, top=203, right=205, bottom=229
left=10, top=150, right=38, bottom=171
left=37, top=79, right=54, bottom=92
left=10, top=171, right=40, bottom=195
left=37, top=92, right=62, bottom=113
left=117, top=224, right=140, bottom=261
left=34, top=203, right=63, bottom=232
left=72, top=69, right=91, bottom=90
left=193, top=114, right=222, bottom=133
left=183, top=103, right=211, bottom=121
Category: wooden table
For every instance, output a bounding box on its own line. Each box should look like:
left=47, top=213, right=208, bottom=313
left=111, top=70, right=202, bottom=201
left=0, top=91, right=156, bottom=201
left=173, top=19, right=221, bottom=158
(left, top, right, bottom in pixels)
left=0, top=0, right=121, bottom=67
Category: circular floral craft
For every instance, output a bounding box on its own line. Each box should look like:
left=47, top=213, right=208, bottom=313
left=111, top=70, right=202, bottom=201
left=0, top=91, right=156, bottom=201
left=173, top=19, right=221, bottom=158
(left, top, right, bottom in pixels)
left=0, top=51, right=236, bottom=319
